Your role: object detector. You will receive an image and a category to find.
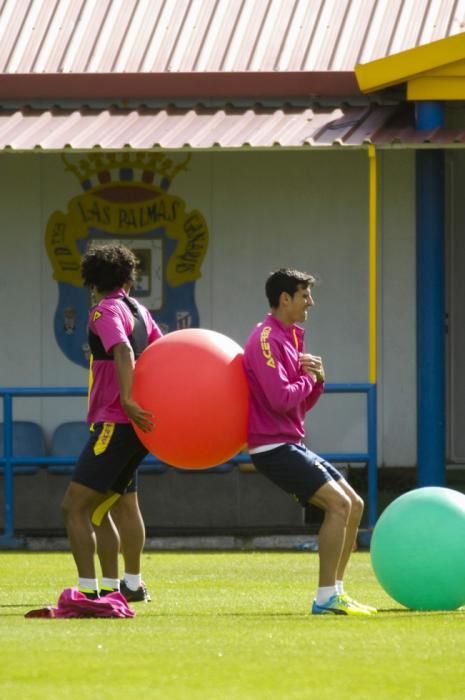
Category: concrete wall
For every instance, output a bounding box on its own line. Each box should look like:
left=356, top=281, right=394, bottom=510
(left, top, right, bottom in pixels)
left=0, top=468, right=307, bottom=534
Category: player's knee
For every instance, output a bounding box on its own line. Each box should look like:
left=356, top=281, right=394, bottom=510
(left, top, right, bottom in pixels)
left=329, top=491, right=351, bottom=524
left=61, top=487, right=93, bottom=522
left=350, top=493, right=364, bottom=519
left=61, top=489, right=72, bottom=518
left=61, top=496, right=72, bottom=523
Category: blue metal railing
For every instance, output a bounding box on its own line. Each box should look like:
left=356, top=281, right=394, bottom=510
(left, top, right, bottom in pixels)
left=321, top=383, right=378, bottom=530
left=0, top=383, right=377, bottom=547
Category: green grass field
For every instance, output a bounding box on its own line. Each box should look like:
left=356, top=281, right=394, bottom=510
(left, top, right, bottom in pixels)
left=1, top=550, right=464, bottom=699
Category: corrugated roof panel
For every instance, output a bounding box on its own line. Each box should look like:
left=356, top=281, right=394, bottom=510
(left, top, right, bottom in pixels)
left=225, top=107, right=286, bottom=147
left=207, top=108, right=256, bottom=147
left=343, top=105, right=401, bottom=145
left=276, top=109, right=330, bottom=147
left=11, top=0, right=58, bottom=73
left=247, top=0, right=296, bottom=71
left=37, top=0, right=85, bottom=73
left=309, top=107, right=367, bottom=145
left=59, top=0, right=112, bottom=72
left=277, top=0, right=320, bottom=70
left=144, top=107, right=199, bottom=148
left=0, top=109, right=50, bottom=149
left=176, top=108, right=223, bottom=147
left=1, top=103, right=465, bottom=150
left=218, top=0, right=266, bottom=72
left=306, top=0, right=350, bottom=70
left=0, top=0, right=25, bottom=72
left=169, top=0, right=217, bottom=72
left=88, top=0, right=139, bottom=73
left=194, top=0, right=243, bottom=71
left=249, top=108, right=305, bottom=146
left=144, top=0, right=192, bottom=72
left=113, top=0, right=162, bottom=72
left=141, top=108, right=201, bottom=149
left=428, top=0, right=458, bottom=41
left=331, top=1, right=378, bottom=69
left=120, top=110, right=170, bottom=149
left=356, top=0, right=402, bottom=64
left=0, top=109, right=30, bottom=144
left=0, top=0, right=464, bottom=74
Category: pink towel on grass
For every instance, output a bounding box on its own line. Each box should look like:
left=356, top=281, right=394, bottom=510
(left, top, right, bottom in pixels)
left=25, top=587, right=135, bottom=618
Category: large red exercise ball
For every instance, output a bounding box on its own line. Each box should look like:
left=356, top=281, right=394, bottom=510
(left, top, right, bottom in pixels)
left=371, top=487, right=465, bottom=610
left=131, top=328, right=249, bottom=469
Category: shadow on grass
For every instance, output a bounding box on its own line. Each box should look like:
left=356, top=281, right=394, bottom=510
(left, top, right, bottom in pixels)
left=377, top=607, right=464, bottom=616
left=0, top=603, right=54, bottom=609
left=2, top=605, right=463, bottom=619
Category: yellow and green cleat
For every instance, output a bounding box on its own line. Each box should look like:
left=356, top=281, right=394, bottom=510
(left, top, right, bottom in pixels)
left=339, top=594, right=377, bottom=614
left=311, top=594, right=374, bottom=616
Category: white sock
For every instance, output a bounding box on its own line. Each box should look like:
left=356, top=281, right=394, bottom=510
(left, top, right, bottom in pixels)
left=101, top=577, right=120, bottom=591
left=336, top=580, right=345, bottom=595
left=124, top=573, right=142, bottom=591
left=78, top=577, right=98, bottom=592
left=316, top=585, right=337, bottom=605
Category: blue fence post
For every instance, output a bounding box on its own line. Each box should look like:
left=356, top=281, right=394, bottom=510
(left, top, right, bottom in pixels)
left=3, top=393, right=13, bottom=539
left=415, top=101, right=446, bottom=487
left=324, top=383, right=377, bottom=537
left=416, top=150, right=446, bottom=486
left=367, top=383, right=378, bottom=529
left=0, top=386, right=88, bottom=548
left=0, top=391, right=25, bottom=548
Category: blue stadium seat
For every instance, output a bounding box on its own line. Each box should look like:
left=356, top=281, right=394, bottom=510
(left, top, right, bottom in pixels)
left=48, top=421, right=90, bottom=474
left=0, top=421, right=46, bottom=474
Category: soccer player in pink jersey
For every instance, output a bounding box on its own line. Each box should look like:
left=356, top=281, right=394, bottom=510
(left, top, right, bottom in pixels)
left=243, top=268, right=376, bottom=615
left=61, top=244, right=162, bottom=601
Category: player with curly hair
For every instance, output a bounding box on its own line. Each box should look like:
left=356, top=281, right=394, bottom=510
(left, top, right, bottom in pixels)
left=61, top=243, right=162, bottom=601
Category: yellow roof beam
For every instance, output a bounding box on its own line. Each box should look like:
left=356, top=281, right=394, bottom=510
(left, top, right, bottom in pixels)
left=426, top=59, right=465, bottom=77
left=356, top=32, right=465, bottom=93
left=408, top=76, right=465, bottom=100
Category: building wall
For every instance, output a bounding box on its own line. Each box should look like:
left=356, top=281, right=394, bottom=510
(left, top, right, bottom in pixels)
left=378, top=150, right=416, bottom=466
left=447, top=149, right=465, bottom=463
left=0, top=148, right=417, bottom=467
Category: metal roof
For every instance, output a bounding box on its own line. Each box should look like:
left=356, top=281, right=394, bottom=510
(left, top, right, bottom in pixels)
left=1, top=2, right=463, bottom=152
left=0, top=102, right=463, bottom=151
left=0, top=0, right=463, bottom=75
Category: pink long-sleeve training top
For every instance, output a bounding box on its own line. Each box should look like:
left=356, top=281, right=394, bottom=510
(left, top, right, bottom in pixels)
left=243, top=313, right=324, bottom=449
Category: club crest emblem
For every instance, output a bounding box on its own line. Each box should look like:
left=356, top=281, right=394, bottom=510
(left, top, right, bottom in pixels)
left=45, top=153, right=209, bottom=367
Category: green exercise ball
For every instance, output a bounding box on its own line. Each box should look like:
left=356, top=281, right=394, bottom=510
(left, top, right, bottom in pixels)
left=371, top=487, right=465, bottom=610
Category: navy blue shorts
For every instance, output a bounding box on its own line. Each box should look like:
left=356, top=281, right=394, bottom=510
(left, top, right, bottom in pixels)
left=250, top=443, right=343, bottom=506
left=72, top=423, right=147, bottom=494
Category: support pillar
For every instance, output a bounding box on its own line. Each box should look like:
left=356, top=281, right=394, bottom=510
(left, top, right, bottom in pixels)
left=415, top=101, right=445, bottom=486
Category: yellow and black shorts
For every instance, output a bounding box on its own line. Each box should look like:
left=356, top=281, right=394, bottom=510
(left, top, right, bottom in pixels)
left=72, top=422, right=148, bottom=494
